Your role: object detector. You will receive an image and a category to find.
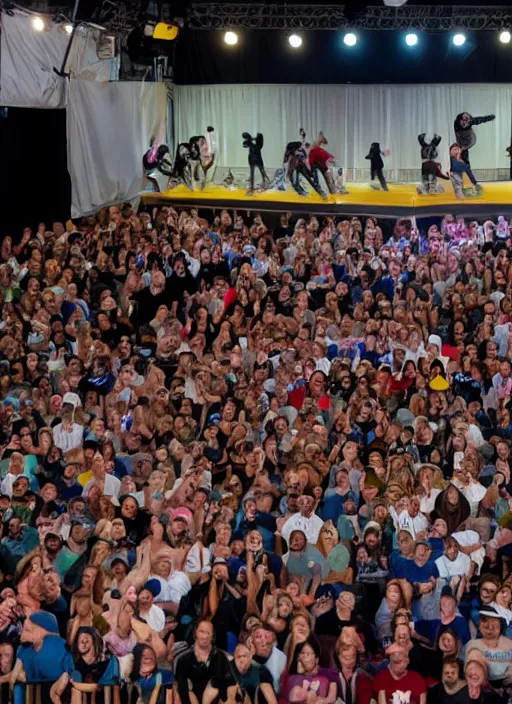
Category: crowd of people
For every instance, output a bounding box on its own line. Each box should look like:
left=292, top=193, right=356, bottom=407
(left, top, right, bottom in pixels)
left=2, top=206, right=512, bottom=704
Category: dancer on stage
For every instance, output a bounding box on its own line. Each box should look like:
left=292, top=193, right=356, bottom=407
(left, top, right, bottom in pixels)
left=308, top=132, right=337, bottom=194
left=283, top=129, right=325, bottom=198
left=190, top=126, right=218, bottom=189
left=417, top=133, right=449, bottom=195
left=449, top=143, right=482, bottom=199
left=242, top=132, right=270, bottom=195
left=172, top=140, right=198, bottom=190
left=366, top=142, right=389, bottom=191
left=454, top=112, right=495, bottom=165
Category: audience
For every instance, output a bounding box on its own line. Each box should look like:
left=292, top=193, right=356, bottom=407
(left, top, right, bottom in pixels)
left=0, top=206, right=511, bottom=704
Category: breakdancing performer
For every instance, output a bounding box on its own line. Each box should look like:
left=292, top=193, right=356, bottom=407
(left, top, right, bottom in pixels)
left=171, top=140, right=199, bottom=190
left=309, top=132, right=337, bottom=194
left=417, top=133, right=450, bottom=195
left=242, top=132, right=270, bottom=194
left=143, top=140, right=173, bottom=192
left=454, top=112, right=495, bottom=166
left=283, top=129, right=326, bottom=197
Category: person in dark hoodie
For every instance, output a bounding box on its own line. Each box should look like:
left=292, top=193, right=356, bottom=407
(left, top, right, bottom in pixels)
left=454, top=112, right=495, bottom=166
left=365, top=142, right=389, bottom=191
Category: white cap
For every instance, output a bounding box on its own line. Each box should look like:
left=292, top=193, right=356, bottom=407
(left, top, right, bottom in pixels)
left=62, top=392, right=82, bottom=408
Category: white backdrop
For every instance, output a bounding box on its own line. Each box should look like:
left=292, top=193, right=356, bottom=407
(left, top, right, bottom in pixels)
left=175, top=83, right=512, bottom=180
left=67, top=81, right=167, bottom=217
left=0, top=9, right=118, bottom=108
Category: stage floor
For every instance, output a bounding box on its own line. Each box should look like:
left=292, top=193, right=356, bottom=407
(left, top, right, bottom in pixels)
left=142, top=181, right=512, bottom=218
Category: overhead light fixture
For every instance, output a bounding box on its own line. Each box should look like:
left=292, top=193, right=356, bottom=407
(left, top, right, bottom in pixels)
left=32, top=16, right=45, bottom=31
left=153, top=22, right=179, bottom=40
left=224, top=30, right=238, bottom=45
left=289, top=34, right=303, bottom=48
left=500, top=30, right=511, bottom=44
left=64, top=23, right=74, bottom=34
left=344, top=32, right=357, bottom=46
left=383, top=0, right=408, bottom=5
left=405, top=32, right=418, bottom=46
left=453, top=33, right=466, bottom=46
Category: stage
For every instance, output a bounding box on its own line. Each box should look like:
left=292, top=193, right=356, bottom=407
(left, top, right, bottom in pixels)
left=142, top=181, right=512, bottom=218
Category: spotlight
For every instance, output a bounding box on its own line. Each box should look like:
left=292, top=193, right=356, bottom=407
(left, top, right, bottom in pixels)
left=153, top=22, right=179, bottom=40
left=32, top=16, right=45, bottom=31
left=405, top=32, right=418, bottom=46
left=289, top=34, right=303, bottom=48
left=64, top=23, right=74, bottom=34
left=344, top=32, right=357, bottom=46
left=453, top=33, right=466, bottom=46
left=500, top=30, right=511, bottom=44
left=224, top=31, right=238, bottom=45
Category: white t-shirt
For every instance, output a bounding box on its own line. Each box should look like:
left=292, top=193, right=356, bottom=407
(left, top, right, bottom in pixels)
left=389, top=507, right=428, bottom=539
left=53, top=423, right=83, bottom=452
left=141, top=604, right=166, bottom=632
left=151, top=571, right=191, bottom=605
left=420, top=488, right=442, bottom=516
left=436, top=551, right=471, bottom=577
left=83, top=474, right=121, bottom=499
left=281, top=512, right=324, bottom=545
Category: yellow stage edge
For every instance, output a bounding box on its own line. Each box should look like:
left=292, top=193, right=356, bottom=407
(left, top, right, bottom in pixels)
left=141, top=181, right=512, bottom=217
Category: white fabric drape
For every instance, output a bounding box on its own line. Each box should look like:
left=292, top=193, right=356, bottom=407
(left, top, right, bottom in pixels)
left=67, top=81, right=167, bottom=217
left=0, top=9, right=118, bottom=108
left=175, top=83, right=512, bottom=179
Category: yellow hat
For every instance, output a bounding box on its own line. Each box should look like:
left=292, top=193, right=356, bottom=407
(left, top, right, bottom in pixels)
left=429, top=375, right=450, bottom=391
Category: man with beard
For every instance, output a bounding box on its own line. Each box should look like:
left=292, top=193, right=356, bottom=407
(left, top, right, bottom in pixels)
left=51, top=627, right=117, bottom=704
left=11, top=611, right=74, bottom=703
left=427, top=658, right=469, bottom=704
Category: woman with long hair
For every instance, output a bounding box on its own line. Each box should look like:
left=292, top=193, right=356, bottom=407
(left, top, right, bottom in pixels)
left=285, top=638, right=338, bottom=704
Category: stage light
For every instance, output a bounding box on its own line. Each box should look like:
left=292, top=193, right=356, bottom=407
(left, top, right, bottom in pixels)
left=453, top=33, right=466, bottom=46
left=500, top=30, right=511, bottom=44
left=32, top=16, right=45, bottom=31
left=405, top=33, right=418, bottom=46
left=224, top=31, right=238, bottom=45
left=64, top=23, right=74, bottom=34
left=154, top=22, right=179, bottom=40
left=289, top=34, right=303, bottom=48
left=344, top=32, right=357, bottom=46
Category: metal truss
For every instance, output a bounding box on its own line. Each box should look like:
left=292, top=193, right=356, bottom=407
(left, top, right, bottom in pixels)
left=187, top=4, right=512, bottom=31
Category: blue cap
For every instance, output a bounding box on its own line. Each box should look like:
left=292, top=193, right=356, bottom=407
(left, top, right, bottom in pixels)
left=29, top=610, right=59, bottom=634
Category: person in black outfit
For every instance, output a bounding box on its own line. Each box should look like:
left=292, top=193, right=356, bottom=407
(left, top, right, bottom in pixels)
left=454, top=112, right=495, bottom=166
left=174, top=620, right=230, bottom=704
left=365, top=142, right=389, bottom=191
left=242, top=133, right=270, bottom=194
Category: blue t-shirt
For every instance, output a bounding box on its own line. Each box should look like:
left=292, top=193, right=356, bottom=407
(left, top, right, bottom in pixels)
left=18, top=635, right=74, bottom=682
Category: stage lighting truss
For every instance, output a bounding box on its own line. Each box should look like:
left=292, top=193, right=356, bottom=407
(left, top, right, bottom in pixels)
left=187, top=4, right=512, bottom=31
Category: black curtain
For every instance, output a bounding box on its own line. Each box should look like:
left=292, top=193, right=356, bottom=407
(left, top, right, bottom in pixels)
left=0, top=108, right=71, bottom=240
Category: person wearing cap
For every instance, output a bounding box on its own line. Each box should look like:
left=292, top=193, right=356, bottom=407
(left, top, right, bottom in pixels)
left=465, top=607, right=512, bottom=686
left=52, top=395, right=84, bottom=453
left=280, top=491, right=324, bottom=547
left=11, top=610, right=74, bottom=693
left=138, top=580, right=166, bottom=633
